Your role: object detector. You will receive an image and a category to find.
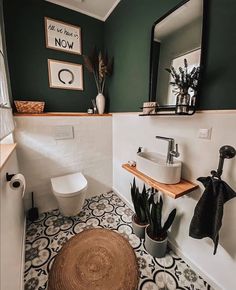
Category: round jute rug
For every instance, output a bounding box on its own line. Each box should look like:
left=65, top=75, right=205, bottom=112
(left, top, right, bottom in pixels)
left=48, top=228, right=139, bottom=290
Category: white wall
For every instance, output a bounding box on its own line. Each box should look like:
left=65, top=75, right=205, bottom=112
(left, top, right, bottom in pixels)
left=14, top=116, right=113, bottom=213
left=13, top=112, right=236, bottom=289
left=112, top=111, right=236, bottom=290
left=0, top=150, right=25, bottom=290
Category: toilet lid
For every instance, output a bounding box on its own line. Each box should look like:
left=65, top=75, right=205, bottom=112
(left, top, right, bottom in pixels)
left=51, top=172, right=87, bottom=197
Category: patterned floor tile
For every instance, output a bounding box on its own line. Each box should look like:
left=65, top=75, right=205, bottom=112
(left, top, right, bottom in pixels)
left=24, top=192, right=213, bottom=290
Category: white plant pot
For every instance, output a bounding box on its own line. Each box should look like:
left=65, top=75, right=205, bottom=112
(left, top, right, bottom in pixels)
left=96, top=93, right=105, bottom=114
left=144, top=226, right=168, bottom=258
left=131, top=214, right=148, bottom=239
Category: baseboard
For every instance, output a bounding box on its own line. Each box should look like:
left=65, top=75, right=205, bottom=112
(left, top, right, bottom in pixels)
left=112, top=187, right=134, bottom=211
left=168, top=238, right=222, bottom=290
left=20, top=217, right=26, bottom=290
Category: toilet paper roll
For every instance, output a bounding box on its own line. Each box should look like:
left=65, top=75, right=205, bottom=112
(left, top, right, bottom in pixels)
left=8, top=173, right=26, bottom=198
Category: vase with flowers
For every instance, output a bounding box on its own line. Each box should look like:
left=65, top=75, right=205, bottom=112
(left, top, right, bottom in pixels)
left=166, top=59, right=200, bottom=115
left=83, top=48, right=113, bottom=114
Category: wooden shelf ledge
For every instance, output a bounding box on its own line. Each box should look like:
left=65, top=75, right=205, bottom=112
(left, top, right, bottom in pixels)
left=14, top=112, right=112, bottom=117
left=122, top=163, right=198, bottom=199
left=0, top=143, right=17, bottom=170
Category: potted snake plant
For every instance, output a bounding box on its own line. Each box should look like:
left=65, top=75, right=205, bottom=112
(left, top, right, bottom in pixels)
left=145, top=192, right=176, bottom=257
left=130, top=178, right=149, bottom=238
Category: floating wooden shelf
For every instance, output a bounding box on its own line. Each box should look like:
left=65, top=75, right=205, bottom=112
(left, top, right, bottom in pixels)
left=122, top=163, right=198, bottom=199
left=14, top=112, right=112, bottom=117
left=0, top=143, right=17, bottom=170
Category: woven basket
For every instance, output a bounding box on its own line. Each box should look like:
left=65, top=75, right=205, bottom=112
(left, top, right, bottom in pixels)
left=14, top=101, right=45, bottom=114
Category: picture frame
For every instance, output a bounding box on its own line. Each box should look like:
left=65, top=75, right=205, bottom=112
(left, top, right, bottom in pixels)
left=45, top=17, right=82, bottom=55
left=48, top=59, right=83, bottom=91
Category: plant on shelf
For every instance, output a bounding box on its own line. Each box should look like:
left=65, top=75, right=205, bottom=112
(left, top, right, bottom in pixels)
left=83, top=47, right=113, bottom=114
left=130, top=178, right=149, bottom=238
left=145, top=191, right=176, bottom=257
left=166, top=58, right=200, bottom=114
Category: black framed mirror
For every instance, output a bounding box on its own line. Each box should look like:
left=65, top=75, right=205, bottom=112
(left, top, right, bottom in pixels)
left=144, top=0, right=207, bottom=116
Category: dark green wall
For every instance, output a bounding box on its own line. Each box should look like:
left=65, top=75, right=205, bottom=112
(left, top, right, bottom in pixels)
left=3, top=0, right=104, bottom=112
left=200, top=0, right=236, bottom=110
left=105, top=0, right=236, bottom=111
left=3, top=0, right=236, bottom=112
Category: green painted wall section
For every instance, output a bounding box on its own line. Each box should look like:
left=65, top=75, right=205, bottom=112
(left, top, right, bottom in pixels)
left=3, top=0, right=236, bottom=112
left=3, top=0, right=104, bottom=112
left=105, top=0, right=236, bottom=111
left=200, top=0, right=236, bottom=110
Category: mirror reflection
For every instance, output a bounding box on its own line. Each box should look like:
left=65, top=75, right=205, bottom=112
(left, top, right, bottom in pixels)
left=149, top=0, right=203, bottom=108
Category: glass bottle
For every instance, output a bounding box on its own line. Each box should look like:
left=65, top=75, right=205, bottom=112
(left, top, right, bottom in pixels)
left=175, top=89, right=190, bottom=114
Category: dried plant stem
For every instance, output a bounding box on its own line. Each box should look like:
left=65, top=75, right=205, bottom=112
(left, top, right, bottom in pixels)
left=101, top=75, right=106, bottom=94
left=83, top=48, right=113, bottom=94
left=93, top=71, right=100, bottom=93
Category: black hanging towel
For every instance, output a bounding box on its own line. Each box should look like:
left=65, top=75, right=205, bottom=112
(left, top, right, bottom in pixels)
left=189, top=145, right=236, bottom=254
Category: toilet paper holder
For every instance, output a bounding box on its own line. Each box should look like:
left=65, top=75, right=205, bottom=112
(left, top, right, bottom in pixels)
left=6, top=172, right=23, bottom=189
left=6, top=172, right=15, bottom=181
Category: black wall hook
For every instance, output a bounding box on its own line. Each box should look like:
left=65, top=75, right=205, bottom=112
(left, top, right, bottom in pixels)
left=6, top=172, right=15, bottom=182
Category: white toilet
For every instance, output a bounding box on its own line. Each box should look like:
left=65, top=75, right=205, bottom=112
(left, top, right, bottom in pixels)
left=51, top=172, right=88, bottom=216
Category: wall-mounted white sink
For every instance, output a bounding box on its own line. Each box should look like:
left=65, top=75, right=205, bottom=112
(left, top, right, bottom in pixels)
left=137, top=152, right=181, bottom=184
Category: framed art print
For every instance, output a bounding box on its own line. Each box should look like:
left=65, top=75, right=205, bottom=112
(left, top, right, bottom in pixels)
left=48, top=59, right=83, bottom=91
left=45, top=17, right=82, bottom=55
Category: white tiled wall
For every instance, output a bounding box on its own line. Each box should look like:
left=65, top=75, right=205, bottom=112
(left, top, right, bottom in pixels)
left=13, top=112, right=236, bottom=289
left=14, top=116, right=113, bottom=213
left=0, top=151, right=25, bottom=290
left=112, top=111, right=236, bottom=290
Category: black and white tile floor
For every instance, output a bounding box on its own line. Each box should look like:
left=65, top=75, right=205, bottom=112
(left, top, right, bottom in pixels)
left=25, top=191, right=213, bottom=290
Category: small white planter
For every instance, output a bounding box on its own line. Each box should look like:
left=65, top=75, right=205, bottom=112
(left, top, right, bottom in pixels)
left=96, top=93, right=105, bottom=114
left=131, top=214, right=148, bottom=239
left=144, top=226, right=167, bottom=258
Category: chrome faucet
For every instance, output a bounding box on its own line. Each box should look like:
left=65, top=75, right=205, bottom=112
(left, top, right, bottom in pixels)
left=156, top=136, right=180, bottom=164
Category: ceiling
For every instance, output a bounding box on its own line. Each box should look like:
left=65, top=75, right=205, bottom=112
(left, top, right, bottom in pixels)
left=46, top=0, right=121, bottom=21
left=154, top=0, right=202, bottom=41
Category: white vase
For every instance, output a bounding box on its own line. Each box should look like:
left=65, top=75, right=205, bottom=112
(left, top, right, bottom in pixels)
left=96, top=93, right=105, bottom=114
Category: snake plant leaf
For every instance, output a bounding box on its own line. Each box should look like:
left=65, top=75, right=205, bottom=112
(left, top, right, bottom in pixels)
left=130, top=178, right=136, bottom=204
left=158, top=196, right=163, bottom=233
left=130, top=178, right=149, bottom=224
left=155, top=199, right=162, bottom=236
left=139, top=184, right=149, bottom=223
left=162, top=208, right=177, bottom=233
left=139, top=205, right=146, bottom=223
left=135, top=188, right=142, bottom=221
left=150, top=199, right=157, bottom=236
left=148, top=191, right=154, bottom=205
left=146, top=192, right=177, bottom=239
left=142, top=184, right=149, bottom=203
left=131, top=179, right=140, bottom=218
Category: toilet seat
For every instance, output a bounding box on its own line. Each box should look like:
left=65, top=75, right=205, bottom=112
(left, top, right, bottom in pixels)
left=51, top=172, right=87, bottom=198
